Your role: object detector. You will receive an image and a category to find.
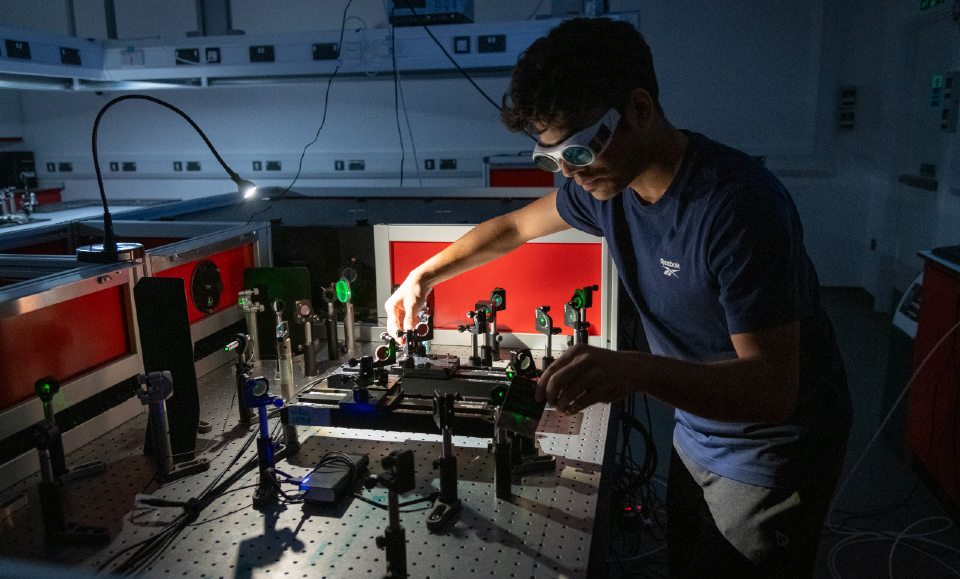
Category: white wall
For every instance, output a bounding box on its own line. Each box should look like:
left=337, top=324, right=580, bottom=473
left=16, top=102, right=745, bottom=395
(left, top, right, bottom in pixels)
left=15, top=76, right=529, bottom=198
left=5, top=0, right=960, bottom=304
left=0, top=0, right=72, bottom=35
left=828, top=1, right=960, bottom=309
left=0, top=90, right=22, bottom=136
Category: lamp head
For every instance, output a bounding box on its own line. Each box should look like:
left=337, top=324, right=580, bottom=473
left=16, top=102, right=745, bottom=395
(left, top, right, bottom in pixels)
left=235, top=177, right=258, bottom=199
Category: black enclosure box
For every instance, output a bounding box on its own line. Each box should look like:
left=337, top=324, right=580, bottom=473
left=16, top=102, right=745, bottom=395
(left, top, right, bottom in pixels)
left=0, top=151, right=37, bottom=189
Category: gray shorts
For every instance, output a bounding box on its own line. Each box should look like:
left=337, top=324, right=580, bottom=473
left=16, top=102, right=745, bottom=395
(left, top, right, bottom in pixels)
left=674, top=444, right=805, bottom=563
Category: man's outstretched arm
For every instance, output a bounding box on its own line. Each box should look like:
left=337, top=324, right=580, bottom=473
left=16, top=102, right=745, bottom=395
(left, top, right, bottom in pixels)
left=385, top=191, right=571, bottom=336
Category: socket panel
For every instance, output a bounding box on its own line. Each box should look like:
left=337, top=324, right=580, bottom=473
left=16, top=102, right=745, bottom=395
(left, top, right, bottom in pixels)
left=1, top=16, right=640, bottom=88
left=4, top=39, right=31, bottom=60
left=249, top=45, right=275, bottom=63
left=175, top=48, right=200, bottom=65
left=60, top=47, right=81, bottom=65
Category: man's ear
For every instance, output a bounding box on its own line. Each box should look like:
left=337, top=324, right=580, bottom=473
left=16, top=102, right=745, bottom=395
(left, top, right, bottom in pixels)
left=626, top=88, right=654, bottom=129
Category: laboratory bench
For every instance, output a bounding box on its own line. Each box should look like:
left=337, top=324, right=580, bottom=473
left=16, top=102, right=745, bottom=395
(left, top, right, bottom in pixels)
left=0, top=347, right=617, bottom=578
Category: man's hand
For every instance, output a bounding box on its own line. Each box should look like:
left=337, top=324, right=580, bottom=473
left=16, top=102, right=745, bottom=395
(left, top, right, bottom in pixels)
left=384, top=272, right=429, bottom=338
left=536, top=344, right=638, bottom=414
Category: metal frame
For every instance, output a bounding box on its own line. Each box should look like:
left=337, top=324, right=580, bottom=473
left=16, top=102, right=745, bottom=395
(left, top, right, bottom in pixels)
left=0, top=255, right=81, bottom=282
left=0, top=261, right=146, bottom=485
left=141, top=220, right=272, bottom=375
left=373, top=224, right=618, bottom=350
left=0, top=221, right=72, bottom=252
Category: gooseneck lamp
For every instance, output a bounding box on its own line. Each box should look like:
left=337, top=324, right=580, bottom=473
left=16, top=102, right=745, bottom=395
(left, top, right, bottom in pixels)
left=76, top=94, right=258, bottom=263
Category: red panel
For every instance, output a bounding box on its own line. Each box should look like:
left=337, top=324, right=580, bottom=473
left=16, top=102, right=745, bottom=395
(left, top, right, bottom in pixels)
left=8, top=237, right=72, bottom=255
left=33, top=188, right=62, bottom=205
left=154, top=244, right=255, bottom=323
left=489, top=168, right=555, bottom=188
left=906, top=261, right=960, bottom=507
left=15, top=188, right=62, bottom=209
left=390, top=241, right=602, bottom=335
left=0, top=285, right=131, bottom=411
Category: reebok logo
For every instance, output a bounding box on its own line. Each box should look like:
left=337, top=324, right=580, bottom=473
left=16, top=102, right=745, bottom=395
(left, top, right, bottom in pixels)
left=659, top=258, right=680, bottom=278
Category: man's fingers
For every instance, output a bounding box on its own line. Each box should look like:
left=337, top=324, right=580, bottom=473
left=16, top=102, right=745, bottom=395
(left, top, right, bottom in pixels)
left=401, top=301, right=417, bottom=332
left=536, top=347, right=582, bottom=401
left=544, top=359, right=587, bottom=408
left=562, top=389, right=590, bottom=414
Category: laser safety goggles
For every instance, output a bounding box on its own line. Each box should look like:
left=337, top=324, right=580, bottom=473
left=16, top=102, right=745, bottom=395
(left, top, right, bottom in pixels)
left=531, top=108, right=621, bottom=172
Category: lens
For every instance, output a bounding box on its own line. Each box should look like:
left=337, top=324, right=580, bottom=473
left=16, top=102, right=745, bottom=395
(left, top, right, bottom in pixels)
left=533, top=154, right=561, bottom=172
left=562, top=146, right=594, bottom=166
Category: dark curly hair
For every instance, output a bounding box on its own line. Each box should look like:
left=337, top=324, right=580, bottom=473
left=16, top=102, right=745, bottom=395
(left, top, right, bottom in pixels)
left=501, top=18, right=661, bottom=134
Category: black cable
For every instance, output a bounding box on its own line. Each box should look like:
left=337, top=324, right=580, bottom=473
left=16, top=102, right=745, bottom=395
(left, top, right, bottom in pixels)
left=391, top=23, right=406, bottom=188
left=398, top=1, right=536, bottom=142
left=244, top=0, right=355, bottom=225
left=526, top=0, right=547, bottom=20
left=837, top=293, right=960, bottom=525
left=102, top=416, right=274, bottom=574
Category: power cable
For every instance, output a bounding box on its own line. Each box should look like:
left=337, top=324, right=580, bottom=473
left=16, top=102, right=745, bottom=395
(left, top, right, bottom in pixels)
left=245, top=0, right=355, bottom=225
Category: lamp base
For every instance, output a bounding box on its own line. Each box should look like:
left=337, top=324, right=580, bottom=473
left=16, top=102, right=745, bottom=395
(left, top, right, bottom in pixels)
left=76, top=242, right=145, bottom=263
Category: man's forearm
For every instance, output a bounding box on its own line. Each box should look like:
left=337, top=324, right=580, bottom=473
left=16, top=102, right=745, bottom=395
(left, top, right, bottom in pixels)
left=633, top=352, right=798, bottom=423
left=413, top=213, right=527, bottom=289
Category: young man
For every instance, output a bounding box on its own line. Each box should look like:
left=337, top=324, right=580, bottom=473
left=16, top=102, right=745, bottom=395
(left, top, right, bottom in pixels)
left=385, top=18, right=851, bottom=578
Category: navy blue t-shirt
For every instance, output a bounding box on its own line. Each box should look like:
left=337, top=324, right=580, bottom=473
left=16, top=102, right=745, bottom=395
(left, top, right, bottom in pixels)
left=556, top=131, right=850, bottom=488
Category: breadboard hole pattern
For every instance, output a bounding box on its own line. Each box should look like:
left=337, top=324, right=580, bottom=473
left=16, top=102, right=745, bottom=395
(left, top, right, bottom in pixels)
left=0, top=347, right=609, bottom=577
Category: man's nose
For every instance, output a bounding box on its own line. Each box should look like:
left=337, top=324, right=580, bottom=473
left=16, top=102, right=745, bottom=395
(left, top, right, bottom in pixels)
left=560, top=160, right=583, bottom=178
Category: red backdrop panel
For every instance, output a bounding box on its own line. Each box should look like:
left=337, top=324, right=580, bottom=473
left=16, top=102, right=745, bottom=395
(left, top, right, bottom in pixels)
left=390, top=241, right=602, bottom=335
left=906, top=262, right=960, bottom=506
left=489, top=168, right=555, bottom=188
left=0, top=285, right=131, bottom=411
left=154, top=244, right=255, bottom=324
left=8, top=237, right=72, bottom=255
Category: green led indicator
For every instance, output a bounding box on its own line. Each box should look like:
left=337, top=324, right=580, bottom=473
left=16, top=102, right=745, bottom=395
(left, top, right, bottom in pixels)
left=506, top=369, right=515, bottom=380
left=493, top=294, right=503, bottom=306
left=38, top=381, right=51, bottom=397
left=239, top=297, right=246, bottom=306
left=336, top=279, right=352, bottom=303
left=537, top=314, right=547, bottom=327
left=571, top=293, right=584, bottom=309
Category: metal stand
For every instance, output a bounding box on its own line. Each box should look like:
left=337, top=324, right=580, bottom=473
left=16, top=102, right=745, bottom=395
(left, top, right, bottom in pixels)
left=33, top=421, right=110, bottom=544
left=322, top=284, right=340, bottom=361
left=238, top=288, right=265, bottom=366
left=463, top=307, right=491, bottom=367
left=457, top=315, right=481, bottom=367
left=33, top=377, right=106, bottom=484
left=226, top=334, right=255, bottom=425
left=137, top=372, right=210, bottom=483
left=295, top=299, right=321, bottom=377
left=535, top=306, right=562, bottom=371
left=486, top=288, right=507, bottom=360
left=366, top=450, right=416, bottom=579
left=563, top=285, right=598, bottom=346
left=246, top=376, right=284, bottom=510
left=337, top=274, right=358, bottom=357
left=427, top=392, right=462, bottom=532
